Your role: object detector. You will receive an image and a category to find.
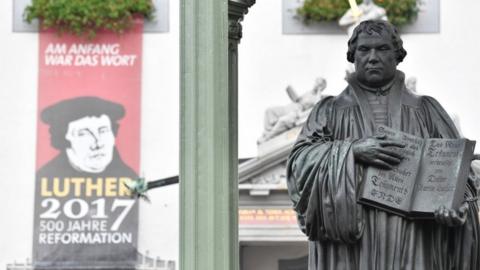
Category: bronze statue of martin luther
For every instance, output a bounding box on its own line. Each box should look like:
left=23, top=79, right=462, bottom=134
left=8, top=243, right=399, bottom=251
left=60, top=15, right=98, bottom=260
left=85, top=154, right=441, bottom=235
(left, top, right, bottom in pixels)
left=287, top=20, right=480, bottom=270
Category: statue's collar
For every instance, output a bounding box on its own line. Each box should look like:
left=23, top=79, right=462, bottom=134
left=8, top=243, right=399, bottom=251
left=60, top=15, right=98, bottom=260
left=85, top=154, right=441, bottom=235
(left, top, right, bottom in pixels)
left=347, top=70, right=405, bottom=96
left=347, top=70, right=406, bottom=134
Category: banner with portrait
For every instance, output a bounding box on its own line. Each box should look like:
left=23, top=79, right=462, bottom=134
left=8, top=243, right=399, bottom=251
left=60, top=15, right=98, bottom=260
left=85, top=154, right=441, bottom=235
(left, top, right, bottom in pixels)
left=33, top=23, right=142, bottom=270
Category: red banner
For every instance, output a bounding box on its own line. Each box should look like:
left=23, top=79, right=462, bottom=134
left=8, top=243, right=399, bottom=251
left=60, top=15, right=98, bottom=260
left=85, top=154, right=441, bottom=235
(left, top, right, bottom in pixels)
left=33, top=22, right=142, bottom=270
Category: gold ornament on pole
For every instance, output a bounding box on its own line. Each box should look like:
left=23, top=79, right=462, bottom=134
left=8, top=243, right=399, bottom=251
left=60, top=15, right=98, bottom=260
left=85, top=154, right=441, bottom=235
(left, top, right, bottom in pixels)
left=348, top=0, right=363, bottom=19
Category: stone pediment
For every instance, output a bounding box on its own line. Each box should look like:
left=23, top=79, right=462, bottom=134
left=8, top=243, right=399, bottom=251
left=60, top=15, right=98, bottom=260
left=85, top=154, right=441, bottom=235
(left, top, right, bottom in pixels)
left=240, top=78, right=325, bottom=194
left=239, top=127, right=302, bottom=194
left=239, top=162, right=288, bottom=193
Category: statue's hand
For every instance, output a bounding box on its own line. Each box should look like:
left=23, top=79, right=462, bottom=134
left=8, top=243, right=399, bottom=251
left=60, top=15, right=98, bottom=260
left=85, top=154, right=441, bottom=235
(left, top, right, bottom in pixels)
left=434, top=203, right=468, bottom=226
left=352, top=135, right=405, bottom=170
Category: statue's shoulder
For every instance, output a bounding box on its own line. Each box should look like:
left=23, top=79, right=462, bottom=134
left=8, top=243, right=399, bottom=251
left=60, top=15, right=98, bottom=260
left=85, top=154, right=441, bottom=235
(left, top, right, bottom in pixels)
left=403, top=89, right=446, bottom=110
left=332, top=86, right=357, bottom=109
left=305, top=86, right=355, bottom=124
left=402, top=88, right=423, bottom=108
left=417, top=94, right=439, bottom=104
left=417, top=94, right=447, bottom=110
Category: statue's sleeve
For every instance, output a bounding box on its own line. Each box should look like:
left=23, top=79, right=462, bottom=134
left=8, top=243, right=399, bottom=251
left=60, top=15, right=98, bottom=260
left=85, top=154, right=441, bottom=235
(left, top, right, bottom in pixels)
left=286, top=97, right=364, bottom=243
left=421, top=96, right=460, bottom=139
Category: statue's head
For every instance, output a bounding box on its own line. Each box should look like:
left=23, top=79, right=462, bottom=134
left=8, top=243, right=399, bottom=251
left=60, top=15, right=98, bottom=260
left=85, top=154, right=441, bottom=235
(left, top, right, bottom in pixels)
left=347, top=20, right=407, bottom=87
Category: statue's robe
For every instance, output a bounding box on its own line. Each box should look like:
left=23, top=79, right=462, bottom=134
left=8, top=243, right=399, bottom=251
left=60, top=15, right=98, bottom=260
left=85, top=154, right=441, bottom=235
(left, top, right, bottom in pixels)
left=287, top=72, right=480, bottom=270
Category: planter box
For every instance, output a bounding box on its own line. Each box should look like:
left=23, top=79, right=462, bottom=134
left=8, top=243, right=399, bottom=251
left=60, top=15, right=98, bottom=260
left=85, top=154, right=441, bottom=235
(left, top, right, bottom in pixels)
left=13, top=0, right=170, bottom=33
left=282, top=0, right=440, bottom=35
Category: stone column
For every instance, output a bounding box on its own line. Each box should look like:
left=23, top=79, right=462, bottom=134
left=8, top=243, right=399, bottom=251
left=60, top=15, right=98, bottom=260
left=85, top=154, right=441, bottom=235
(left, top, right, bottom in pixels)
left=227, top=1, right=255, bottom=269
left=180, top=0, right=254, bottom=270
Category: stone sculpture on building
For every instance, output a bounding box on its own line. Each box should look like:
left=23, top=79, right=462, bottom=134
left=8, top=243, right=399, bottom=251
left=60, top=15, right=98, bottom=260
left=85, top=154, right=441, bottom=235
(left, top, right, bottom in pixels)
left=405, top=76, right=417, bottom=93
left=258, top=77, right=326, bottom=144
left=339, top=0, right=388, bottom=37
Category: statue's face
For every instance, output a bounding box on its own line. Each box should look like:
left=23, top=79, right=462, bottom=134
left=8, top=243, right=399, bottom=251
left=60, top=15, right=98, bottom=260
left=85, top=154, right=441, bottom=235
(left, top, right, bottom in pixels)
left=354, top=32, right=397, bottom=87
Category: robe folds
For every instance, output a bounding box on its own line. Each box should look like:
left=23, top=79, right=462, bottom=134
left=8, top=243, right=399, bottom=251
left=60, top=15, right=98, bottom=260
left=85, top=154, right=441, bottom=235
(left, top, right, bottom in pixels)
left=286, top=71, right=480, bottom=270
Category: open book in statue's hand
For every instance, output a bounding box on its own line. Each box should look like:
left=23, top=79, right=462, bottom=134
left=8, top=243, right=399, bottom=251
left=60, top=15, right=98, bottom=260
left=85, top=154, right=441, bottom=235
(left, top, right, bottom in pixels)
left=358, top=125, right=476, bottom=219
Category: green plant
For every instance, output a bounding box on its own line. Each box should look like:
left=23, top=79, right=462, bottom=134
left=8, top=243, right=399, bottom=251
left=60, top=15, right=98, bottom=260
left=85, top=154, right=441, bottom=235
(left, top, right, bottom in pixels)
left=298, top=0, right=419, bottom=27
left=298, top=0, right=352, bottom=22
left=376, top=0, right=418, bottom=26
left=24, top=0, right=155, bottom=39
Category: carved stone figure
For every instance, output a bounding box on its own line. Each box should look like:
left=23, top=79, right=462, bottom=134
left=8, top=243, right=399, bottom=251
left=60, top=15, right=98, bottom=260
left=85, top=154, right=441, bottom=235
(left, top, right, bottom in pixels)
left=405, top=76, right=417, bottom=92
left=258, top=78, right=326, bottom=144
left=339, top=0, right=388, bottom=37
left=287, top=20, right=480, bottom=270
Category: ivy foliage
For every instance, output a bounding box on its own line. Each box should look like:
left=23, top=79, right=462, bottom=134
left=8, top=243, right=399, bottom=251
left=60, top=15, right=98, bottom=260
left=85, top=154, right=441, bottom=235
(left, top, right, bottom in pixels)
left=24, top=0, right=154, bottom=38
left=298, top=0, right=419, bottom=27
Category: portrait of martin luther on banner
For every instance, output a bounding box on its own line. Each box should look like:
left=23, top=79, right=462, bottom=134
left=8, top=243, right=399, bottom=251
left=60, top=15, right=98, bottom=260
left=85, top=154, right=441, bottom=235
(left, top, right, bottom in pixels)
left=37, top=96, right=137, bottom=178
left=33, top=96, right=138, bottom=270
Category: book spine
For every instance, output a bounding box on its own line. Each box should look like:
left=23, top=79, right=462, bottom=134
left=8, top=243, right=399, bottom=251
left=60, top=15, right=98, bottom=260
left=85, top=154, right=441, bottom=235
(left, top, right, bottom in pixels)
left=452, top=140, right=475, bottom=209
